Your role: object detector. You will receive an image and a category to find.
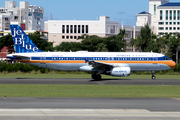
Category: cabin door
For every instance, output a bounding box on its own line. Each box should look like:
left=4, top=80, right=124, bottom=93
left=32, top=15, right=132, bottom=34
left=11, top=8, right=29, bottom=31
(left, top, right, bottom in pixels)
left=40, top=54, right=46, bottom=64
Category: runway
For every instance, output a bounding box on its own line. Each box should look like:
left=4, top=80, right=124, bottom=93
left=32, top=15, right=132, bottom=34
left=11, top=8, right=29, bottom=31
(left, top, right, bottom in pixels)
left=0, top=78, right=180, bottom=85
left=0, top=97, right=180, bottom=120
left=1, top=97, right=180, bottom=111
left=0, top=78, right=180, bottom=119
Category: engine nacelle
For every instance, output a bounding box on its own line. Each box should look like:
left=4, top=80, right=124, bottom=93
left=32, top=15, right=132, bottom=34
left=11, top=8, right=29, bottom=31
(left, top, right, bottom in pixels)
left=108, top=67, right=131, bottom=77
left=79, top=66, right=97, bottom=72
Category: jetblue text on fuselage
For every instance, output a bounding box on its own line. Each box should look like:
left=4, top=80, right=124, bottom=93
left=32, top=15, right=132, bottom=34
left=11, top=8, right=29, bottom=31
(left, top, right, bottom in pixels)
left=12, top=28, right=38, bottom=52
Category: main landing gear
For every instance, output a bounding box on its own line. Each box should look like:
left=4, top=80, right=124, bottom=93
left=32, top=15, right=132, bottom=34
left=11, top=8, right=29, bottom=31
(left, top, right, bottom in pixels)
left=151, top=71, right=156, bottom=80
left=92, top=73, right=102, bottom=80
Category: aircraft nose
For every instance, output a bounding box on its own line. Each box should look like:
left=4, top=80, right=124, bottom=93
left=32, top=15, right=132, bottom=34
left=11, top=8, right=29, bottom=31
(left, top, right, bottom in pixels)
left=170, top=61, right=176, bottom=69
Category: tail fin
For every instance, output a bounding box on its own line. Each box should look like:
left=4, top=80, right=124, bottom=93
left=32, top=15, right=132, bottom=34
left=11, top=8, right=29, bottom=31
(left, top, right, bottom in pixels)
left=10, top=25, right=43, bottom=53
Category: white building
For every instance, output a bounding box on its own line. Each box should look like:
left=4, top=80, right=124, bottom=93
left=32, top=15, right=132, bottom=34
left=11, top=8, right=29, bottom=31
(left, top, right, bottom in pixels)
left=0, top=14, right=11, bottom=31
left=0, top=1, right=44, bottom=31
left=45, top=16, right=120, bottom=46
left=28, top=5, right=44, bottom=31
left=136, top=0, right=180, bottom=35
left=156, top=2, right=180, bottom=35
left=136, top=11, right=151, bottom=27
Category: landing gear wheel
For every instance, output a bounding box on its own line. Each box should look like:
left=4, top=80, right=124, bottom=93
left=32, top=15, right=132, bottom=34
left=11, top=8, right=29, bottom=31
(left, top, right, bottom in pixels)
left=91, top=74, right=96, bottom=79
left=96, top=74, right=102, bottom=80
left=152, top=76, right=156, bottom=80
left=91, top=74, right=102, bottom=80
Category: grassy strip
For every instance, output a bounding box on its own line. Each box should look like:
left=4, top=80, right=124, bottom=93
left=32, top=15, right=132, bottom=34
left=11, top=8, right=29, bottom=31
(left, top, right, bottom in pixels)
left=0, top=84, right=180, bottom=98
left=0, top=73, right=179, bottom=79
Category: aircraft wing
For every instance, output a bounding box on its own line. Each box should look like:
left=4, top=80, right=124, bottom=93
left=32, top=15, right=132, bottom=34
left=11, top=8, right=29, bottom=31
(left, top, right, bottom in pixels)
left=88, top=61, right=113, bottom=69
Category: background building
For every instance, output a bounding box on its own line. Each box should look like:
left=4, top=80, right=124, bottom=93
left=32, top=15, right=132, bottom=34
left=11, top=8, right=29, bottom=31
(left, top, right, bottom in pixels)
left=122, top=25, right=141, bottom=52
left=0, top=1, right=44, bottom=31
left=45, top=16, right=120, bottom=46
left=136, top=0, right=180, bottom=35
left=28, top=5, right=44, bottom=31
left=136, top=11, right=151, bottom=27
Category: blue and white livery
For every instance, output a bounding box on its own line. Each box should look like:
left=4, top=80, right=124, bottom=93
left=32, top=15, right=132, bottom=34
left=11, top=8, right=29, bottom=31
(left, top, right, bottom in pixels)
left=7, top=25, right=176, bottom=80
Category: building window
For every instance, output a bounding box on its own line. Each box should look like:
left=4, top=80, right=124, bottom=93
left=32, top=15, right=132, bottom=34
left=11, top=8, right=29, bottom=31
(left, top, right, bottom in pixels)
left=160, top=10, right=163, bottom=20
left=158, top=22, right=164, bottom=25
left=166, top=27, right=168, bottom=30
left=62, top=36, right=65, bottom=39
left=62, top=25, right=65, bottom=33
left=66, top=36, right=69, bottom=39
left=170, top=22, right=172, bottom=25
left=174, top=27, right=176, bottom=30
left=170, top=10, right=172, bottom=20
left=174, top=10, right=176, bottom=20
left=158, top=27, right=164, bottom=30
left=178, top=22, right=180, bottom=25
left=86, top=25, right=88, bottom=33
left=158, top=32, right=163, bottom=35
left=78, top=25, right=81, bottom=33
left=82, top=25, right=84, bottom=33
left=174, top=22, right=176, bottom=25
left=70, top=36, right=73, bottom=39
left=29, top=13, right=32, bottom=16
left=166, top=10, right=168, bottom=20
left=111, top=25, right=115, bottom=33
left=154, top=5, right=156, bottom=15
left=66, top=25, right=69, bottom=33
left=178, top=10, right=180, bottom=20
left=166, top=22, right=168, bottom=25
left=70, top=25, right=73, bottom=33
left=74, top=36, right=77, bottom=39
left=178, top=27, right=180, bottom=30
left=74, top=25, right=77, bottom=33
left=170, top=27, right=172, bottom=30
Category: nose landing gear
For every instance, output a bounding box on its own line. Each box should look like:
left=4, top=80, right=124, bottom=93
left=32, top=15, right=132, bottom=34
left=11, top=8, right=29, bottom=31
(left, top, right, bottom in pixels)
left=151, top=71, right=156, bottom=80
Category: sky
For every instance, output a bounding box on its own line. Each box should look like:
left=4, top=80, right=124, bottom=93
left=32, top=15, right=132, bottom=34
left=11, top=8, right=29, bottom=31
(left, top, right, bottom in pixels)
left=0, top=0, right=180, bottom=26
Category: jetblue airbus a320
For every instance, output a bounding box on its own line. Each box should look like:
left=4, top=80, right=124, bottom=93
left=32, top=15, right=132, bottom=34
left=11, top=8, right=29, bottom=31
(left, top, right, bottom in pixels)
left=7, top=25, right=176, bottom=80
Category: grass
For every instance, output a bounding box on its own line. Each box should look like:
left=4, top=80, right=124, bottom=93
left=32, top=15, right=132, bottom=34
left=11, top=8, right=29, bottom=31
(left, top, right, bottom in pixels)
left=0, top=84, right=180, bottom=98
left=0, top=73, right=179, bottom=98
left=0, top=73, right=179, bottom=79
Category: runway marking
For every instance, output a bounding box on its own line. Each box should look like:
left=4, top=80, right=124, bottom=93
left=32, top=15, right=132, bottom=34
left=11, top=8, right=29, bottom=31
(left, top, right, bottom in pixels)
left=1, top=109, right=180, bottom=117
left=95, top=82, right=105, bottom=85
left=172, top=98, right=180, bottom=100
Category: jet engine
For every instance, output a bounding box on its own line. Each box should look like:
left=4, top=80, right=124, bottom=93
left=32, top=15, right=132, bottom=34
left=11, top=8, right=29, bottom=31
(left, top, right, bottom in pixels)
left=107, top=67, right=131, bottom=77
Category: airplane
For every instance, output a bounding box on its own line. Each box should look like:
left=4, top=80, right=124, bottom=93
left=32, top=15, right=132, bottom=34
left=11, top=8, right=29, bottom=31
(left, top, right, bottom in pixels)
left=7, top=25, right=176, bottom=80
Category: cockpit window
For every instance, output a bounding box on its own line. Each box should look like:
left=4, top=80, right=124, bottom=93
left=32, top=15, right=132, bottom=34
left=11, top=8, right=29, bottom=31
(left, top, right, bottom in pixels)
left=164, top=56, right=170, bottom=60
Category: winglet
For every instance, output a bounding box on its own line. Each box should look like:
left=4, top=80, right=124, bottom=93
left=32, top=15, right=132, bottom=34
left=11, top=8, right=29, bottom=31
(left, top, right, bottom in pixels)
left=10, top=25, right=43, bottom=53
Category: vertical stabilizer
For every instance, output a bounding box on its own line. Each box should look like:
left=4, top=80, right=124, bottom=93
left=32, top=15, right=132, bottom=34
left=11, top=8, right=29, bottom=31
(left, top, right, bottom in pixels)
left=10, top=25, right=43, bottom=53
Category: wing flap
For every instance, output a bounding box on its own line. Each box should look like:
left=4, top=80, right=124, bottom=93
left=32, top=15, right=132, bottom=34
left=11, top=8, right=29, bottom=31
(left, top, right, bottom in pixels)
left=89, top=61, right=113, bottom=68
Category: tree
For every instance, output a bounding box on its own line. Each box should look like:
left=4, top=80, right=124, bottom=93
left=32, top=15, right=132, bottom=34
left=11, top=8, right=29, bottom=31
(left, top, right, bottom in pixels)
left=132, top=23, right=156, bottom=52
left=167, top=35, right=180, bottom=64
left=0, top=34, right=14, bottom=53
left=55, top=42, right=82, bottom=52
left=28, top=31, right=54, bottom=51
